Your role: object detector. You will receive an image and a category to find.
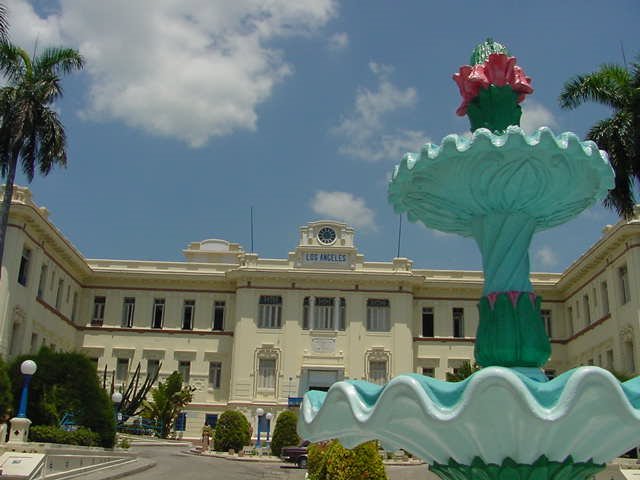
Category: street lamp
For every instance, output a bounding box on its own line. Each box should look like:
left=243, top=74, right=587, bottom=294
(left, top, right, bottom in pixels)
left=265, top=412, right=273, bottom=448
left=111, top=391, right=123, bottom=428
left=256, top=408, right=264, bottom=448
left=8, top=360, right=37, bottom=442
left=17, top=360, right=37, bottom=418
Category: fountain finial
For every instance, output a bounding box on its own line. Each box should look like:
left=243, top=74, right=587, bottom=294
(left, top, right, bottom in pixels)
left=470, top=38, right=509, bottom=65
left=454, top=39, right=533, bottom=132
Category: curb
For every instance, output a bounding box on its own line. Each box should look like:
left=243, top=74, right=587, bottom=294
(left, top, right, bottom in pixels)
left=57, top=457, right=156, bottom=480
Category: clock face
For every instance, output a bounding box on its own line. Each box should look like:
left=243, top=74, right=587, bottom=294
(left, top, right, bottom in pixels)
left=317, top=227, right=337, bottom=245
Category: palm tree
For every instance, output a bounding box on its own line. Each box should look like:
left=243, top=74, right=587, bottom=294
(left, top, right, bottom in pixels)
left=559, top=60, right=640, bottom=218
left=0, top=43, right=83, bottom=275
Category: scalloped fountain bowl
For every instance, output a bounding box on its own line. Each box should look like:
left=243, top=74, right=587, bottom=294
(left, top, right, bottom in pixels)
left=388, top=126, right=613, bottom=237
left=298, top=367, right=640, bottom=467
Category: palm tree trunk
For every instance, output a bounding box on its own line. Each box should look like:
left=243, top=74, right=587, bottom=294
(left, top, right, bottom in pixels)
left=0, top=153, right=19, bottom=279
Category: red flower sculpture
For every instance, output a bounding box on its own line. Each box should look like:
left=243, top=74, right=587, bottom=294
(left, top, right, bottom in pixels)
left=453, top=53, right=533, bottom=116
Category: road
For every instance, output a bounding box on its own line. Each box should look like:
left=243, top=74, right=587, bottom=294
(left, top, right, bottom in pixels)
left=126, top=445, right=433, bottom=480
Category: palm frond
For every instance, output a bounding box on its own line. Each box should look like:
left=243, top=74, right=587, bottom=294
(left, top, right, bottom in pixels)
left=34, top=47, right=84, bottom=78
left=0, top=4, right=8, bottom=44
left=559, top=64, right=631, bottom=111
left=0, top=43, right=29, bottom=85
left=588, top=116, right=636, bottom=218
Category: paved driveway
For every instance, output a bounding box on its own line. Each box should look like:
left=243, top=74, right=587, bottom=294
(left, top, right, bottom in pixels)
left=126, top=445, right=433, bottom=480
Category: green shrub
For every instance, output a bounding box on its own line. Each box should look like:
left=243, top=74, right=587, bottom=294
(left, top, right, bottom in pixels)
left=213, top=410, right=251, bottom=452
left=0, top=356, right=12, bottom=419
left=10, top=348, right=116, bottom=448
left=308, top=439, right=386, bottom=480
left=270, top=410, right=300, bottom=457
left=29, top=425, right=101, bottom=446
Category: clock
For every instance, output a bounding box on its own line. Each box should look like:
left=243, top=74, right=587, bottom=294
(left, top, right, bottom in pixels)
left=317, top=226, right=337, bottom=245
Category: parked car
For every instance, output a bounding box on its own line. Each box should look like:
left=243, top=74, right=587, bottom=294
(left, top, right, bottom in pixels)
left=280, top=440, right=311, bottom=468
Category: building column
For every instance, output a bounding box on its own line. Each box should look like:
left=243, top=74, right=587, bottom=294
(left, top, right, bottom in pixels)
left=334, top=297, right=340, bottom=330
left=309, top=296, right=315, bottom=331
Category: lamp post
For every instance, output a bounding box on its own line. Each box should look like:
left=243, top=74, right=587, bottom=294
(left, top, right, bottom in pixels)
left=265, top=412, right=273, bottom=448
left=111, top=391, right=123, bottom=429
left=9, top=360, right=37, bottom=443
left=256, top=407, right=264, bottom=448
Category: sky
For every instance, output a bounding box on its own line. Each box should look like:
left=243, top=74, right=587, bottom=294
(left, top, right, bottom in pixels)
left=4, top=0, right=639, bottom=273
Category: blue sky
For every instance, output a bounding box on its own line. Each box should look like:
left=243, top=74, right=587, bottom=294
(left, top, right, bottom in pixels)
left=5, top=0, right=639, bottom=272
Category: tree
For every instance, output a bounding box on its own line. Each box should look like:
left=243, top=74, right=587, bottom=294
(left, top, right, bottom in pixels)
left=559, top=59, right=640, bottom=218
left=104, top=361, right=161, bottom=418
left=0, top=42, right=83, bottom=275
left=446, top=361, right=480, bottom=382
left=141, top=371, right=195, bottom=438
left=0, top=355, right=12, bottom=419
left=270, top=410, right=300, bottom=457
left=212, top=410, right=251, bottom=452
left=9, top=348, right=115, bottom=447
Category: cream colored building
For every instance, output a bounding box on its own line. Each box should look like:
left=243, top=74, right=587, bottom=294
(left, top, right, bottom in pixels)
left=1, top=186, right=639, bottom=439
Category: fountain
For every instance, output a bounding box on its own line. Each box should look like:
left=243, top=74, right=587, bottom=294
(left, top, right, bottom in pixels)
left=298, top=40, right=640, bottom=480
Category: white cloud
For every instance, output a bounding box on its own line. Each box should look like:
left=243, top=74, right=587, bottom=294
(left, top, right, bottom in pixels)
left=328, top=32, right=348, bottom=51
left=333, top=62, right=427, bottom=162
left=520, top=100, right=557, bottom=134
left=534, top=245, right=559, bottom=270
left=6, top=0, right=337, bottom=147
left=311, top=191, right=376, bottom=230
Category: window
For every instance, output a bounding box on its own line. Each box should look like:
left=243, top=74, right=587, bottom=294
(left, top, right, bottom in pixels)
left=116, top=358, right=129, bottom=382
left=369, top=360, right=388, bottom=385
left=175, top=412, right=187, bottom=431
left=71, top=292, right=78, bottom=322
left=567, top=306, right=574, bottom=336
left=178, top=361, right=191, bottom=383
left=303, top=297, right=345, bottom=331
left=30, top=333, right=38, bottom=353
left=258, top=296, right=282, bottom=329
left=66, top=285, right=71, bottom=303
left=541, top=309, right=552, bottom=338
left=422, top=367, right=434, bottom=378
left=205, top=414, right=218, bottom=428
left=624, top=340, right=636, bottom=373
left=583, top=295, right=591, bottom=325
left=121, top=297, right=135, bottom=328
left=257, top=358, right=276, bottom=389
left=209, top=362, right=222, bottom=389
left=92, top=296, right=106, bottom=326
left=17, top=247, right=31, bottom=286
left=152, top=298, right=165, bottom=329
left=147, top=359, right=160, bottom=378
left=366, top=299, right=390, bottom=332
left=55, top=279, right=64, bottom=309
left=619, top=265, right=630, bottom=305
left=422, top=307, right=434, bottom=337
left=182, top=300, right=195, bottom=330
left=213, top=301, right=225, bottom=330
left=37, top=264, right=47, bottom=299
left=89, top=358, right=99, bottom=371
left=606, top=349, right=614, bottom=370
left=601, top=281, right=610, bottom=315
left=452, top=308, right=464, bottom=338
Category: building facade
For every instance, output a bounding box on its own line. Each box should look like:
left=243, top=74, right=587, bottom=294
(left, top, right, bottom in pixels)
left=1, top=186, right=639, bottom=439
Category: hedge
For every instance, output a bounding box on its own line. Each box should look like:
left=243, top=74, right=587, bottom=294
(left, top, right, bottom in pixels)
left=29, top=425, right=101, bottom=446
left=308, top=440, right=387, bottom=480
left=213, top=410, right=251, bottom=452
left=270, top=410, right=300, bottom=457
